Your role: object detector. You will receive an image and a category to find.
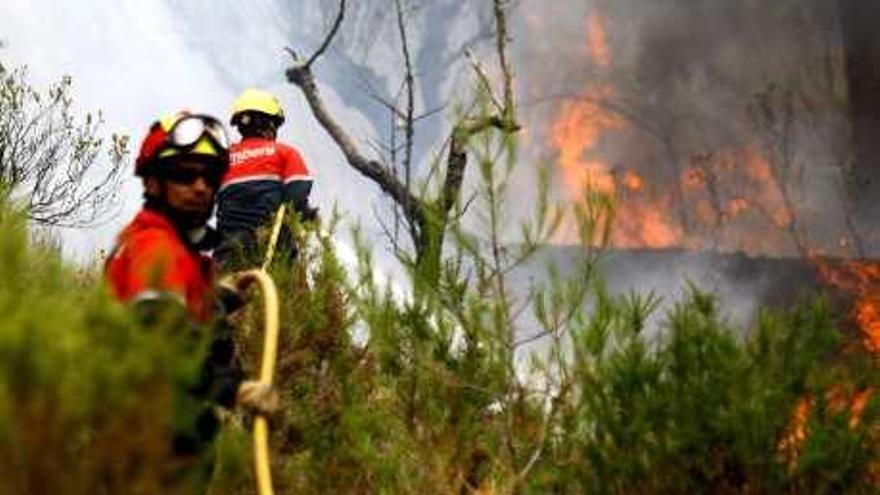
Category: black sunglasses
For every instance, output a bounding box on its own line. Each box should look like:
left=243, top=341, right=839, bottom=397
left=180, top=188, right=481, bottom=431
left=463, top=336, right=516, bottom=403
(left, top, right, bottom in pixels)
left=162, top=165, right=224, bottom=189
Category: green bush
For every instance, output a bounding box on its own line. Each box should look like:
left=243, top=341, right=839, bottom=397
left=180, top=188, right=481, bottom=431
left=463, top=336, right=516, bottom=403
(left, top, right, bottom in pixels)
left=558, top=288, right=879, bottom=495
left=0, top=205, right=206, bottom=495
left=212, top=233, right=879, bottom=494
left=210, top=122, right=879, bottom=495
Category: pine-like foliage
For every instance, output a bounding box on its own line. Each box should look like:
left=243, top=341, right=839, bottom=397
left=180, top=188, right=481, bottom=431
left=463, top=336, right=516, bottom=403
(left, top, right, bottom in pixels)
left=0, top=148, right=875, bottom=494
left=210, top=118, right=879, bottom=495
left=0, top=204, right=209, bottom=495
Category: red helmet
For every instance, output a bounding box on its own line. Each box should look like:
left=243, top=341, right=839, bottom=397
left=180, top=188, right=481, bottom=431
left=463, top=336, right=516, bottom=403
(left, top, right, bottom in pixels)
left=135, top=111, right=230, bottom=177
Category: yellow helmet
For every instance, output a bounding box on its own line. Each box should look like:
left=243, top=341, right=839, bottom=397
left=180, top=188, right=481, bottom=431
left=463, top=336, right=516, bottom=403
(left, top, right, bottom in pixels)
left=230, top=88, right=285, bottom=126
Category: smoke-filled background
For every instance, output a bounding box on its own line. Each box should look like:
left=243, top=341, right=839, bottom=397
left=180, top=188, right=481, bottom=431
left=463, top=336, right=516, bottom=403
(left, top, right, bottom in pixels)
left=1, top=0, right=877, bottom=318
left=516, top=0, right=862, bottom=256
left=0, top=2, right=362, bottom=262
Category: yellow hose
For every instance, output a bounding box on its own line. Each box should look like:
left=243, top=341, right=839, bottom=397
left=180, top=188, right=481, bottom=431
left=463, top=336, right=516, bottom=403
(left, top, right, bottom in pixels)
left=263, top=205, right=287, bottom=271
left=218, top=205, right=288, bottom=494
left=232, top=205, right=288, bottom=495
left=225, top=269, right=280, bottom=495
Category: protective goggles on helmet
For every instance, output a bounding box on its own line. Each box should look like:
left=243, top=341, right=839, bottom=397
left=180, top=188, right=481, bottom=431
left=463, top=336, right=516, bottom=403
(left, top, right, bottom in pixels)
left=161, top=114, right=230, bottom=155
left=136, top=112, right=231, bottom=177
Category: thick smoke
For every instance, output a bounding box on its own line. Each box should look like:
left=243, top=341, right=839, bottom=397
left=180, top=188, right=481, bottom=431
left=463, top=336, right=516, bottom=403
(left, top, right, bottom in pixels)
left=0, top=1, right=861, bottom=321
left=516, top=0, right=855, bottom=258
left=503, top=0, right=860, bottom=328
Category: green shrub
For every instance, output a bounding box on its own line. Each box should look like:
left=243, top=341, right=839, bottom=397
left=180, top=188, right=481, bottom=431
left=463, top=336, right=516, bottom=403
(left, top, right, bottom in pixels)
left=0, top=205, right=206, bottom=495
left=558, top=287, right=879, bottom=495
left=209, top=129, right=879, bottom=495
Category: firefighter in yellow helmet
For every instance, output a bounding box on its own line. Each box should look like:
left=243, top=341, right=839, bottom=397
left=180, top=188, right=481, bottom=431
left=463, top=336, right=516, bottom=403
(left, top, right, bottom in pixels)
left=214, top=89, right=317, bottom=269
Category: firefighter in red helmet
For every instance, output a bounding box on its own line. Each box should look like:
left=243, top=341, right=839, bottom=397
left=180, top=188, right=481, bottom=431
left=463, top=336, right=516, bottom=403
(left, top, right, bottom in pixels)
left=105, top=111, right=277, bottom=490
left=107, top=111, right=230, bottom=322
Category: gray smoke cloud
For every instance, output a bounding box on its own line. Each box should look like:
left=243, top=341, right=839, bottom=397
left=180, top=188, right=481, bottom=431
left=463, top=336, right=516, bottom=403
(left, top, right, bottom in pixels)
left=515, top=0, right=855, bottom=258
left=503, top=0, right=854, bottom=331
left=0, top=1, right=856, bottom=324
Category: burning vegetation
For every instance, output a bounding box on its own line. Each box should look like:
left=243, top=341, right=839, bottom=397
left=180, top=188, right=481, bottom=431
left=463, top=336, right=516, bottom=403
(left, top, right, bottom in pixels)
left=816, top=258, right=880, bottom=352
left=543, top=8, right=832, bottom=256
left=529, top=3, right=880, bottom=350
left=2, top=1, right=880, bottom=493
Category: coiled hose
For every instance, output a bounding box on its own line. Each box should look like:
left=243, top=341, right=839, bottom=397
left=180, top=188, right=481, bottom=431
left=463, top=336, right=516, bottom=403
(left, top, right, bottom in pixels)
left=232, top=268, right=279, bottom=495
left=224, top=205, right=288, bottom=495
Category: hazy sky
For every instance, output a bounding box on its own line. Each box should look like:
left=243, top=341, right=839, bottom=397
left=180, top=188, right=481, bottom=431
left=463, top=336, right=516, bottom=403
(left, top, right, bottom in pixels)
left=0, top=0, right=377, bottom=262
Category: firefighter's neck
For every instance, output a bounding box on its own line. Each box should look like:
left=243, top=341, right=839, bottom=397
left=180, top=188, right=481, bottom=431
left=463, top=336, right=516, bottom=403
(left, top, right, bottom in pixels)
left=144, top=197, right=208, bottom=246
left=243, top=128, right=277, bottom=140
left=186, top=226, right=208, bottom=245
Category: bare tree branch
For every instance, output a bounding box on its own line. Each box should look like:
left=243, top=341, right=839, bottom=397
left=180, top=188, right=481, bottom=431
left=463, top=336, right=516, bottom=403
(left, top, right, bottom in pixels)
left=289, top=56, right=424, bottom=224
left=493, top=0, right=516, bottom=121
left=286, top=0, right=520, bottom=276
left=393, top=0, right=419, bottom=248
left=414, top=104, right=446, bottom=123
left=465, top=49, right=504, bottom=114
left=394, top=0, right=416, bottom=193
left=0, top=67, right=126, bottom=228
left=306, top=0, right=346, bottom=68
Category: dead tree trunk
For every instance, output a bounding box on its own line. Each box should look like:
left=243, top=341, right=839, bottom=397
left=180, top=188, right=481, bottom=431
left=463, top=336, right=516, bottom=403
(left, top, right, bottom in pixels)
left=285, top=0, right=518, bottom=284
left=838, top=0, right=880, bottom=255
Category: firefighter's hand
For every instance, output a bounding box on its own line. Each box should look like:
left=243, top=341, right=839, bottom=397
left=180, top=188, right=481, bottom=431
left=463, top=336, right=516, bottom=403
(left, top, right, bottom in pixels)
left=217, top=278, right=248, bottom=315
left=236, top=380, right=280, bottom=416
left=293, top=199, right=319, bottom=223
left=301, top=205, right=319, bottom=222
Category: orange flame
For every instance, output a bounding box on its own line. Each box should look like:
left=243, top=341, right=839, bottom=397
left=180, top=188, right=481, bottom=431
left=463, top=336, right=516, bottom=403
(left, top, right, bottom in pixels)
left=815, top=258, right=880, bottom=352
left=618, top=200, right=683, bottom=248
left=787, top=258, right=880, bottom=473
left=783, top=386, right=874, bottom=467
left=551, top=11, right=682, bottom=249
left=549, top=10, right=807, bottom=253
left=856, top=298, right=880, bottom=352
left=727, top=198, right=750, bottom=218
left=587, top=13, right=612, bottom=68
left=744, top=151, right=775, bottom=182
left=548, top=12, right=826, bottom=256
left=622, top=170, right=644, bottom=191
left=550, top=89, right=624, bottom=198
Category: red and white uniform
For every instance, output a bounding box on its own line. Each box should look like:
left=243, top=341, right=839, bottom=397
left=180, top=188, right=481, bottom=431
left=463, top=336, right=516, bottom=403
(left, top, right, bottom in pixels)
left=222, top=137, right=311, bottom=191
left=216, top=137, right=312, bottom=232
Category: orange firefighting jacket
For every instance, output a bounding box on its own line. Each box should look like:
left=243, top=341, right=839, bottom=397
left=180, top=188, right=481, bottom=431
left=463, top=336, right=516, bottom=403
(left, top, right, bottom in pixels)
left=105, top=207, right=244, bottom=456
left=105, top=208, right=215, bottom=322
